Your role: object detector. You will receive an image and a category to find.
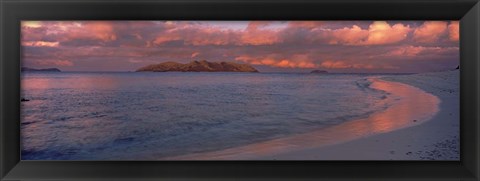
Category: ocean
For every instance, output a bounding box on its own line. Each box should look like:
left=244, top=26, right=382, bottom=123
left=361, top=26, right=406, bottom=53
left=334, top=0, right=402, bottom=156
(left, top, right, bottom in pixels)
left=21, top=72, right=393, bottom=160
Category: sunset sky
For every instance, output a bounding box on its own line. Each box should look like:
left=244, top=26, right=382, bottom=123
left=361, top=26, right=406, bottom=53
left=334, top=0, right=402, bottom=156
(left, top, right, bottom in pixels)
left=21, top=21, right=459, bottom=73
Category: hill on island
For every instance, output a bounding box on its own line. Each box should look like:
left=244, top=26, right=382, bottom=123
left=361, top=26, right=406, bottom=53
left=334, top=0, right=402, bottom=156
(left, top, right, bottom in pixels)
left=21, top=67, right=61, bottom=72
left=136, top=60, right=259, bottom=72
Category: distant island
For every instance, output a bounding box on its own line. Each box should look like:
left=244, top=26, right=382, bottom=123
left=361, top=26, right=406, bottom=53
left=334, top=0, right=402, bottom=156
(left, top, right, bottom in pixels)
left=310, top=70, right=328, bottom=74
left=21, top=67, right=61, bottom=72
left=136, top=60, right=259, bottom=72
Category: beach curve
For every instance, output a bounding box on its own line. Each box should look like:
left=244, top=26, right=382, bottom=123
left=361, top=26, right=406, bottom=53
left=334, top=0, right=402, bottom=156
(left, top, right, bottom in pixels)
left=165, top=77, right=441, bottom=160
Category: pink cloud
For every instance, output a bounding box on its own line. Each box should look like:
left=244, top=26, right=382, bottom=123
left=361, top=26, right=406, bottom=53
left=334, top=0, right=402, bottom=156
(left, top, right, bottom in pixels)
left=413, top=21, right=448, bottom=43
left=363, top=21, right=411, bottom=45
left=240, top=22, right=282, bottom=45
left=33, top=59, right=74, bottom=67
left=191, top=52, right=200, bottom=58
left=21, top=21, right=117, bottom=43
left=319, top=60, right=352, bottom=69
left=385, top=46, right=435, bottom=57
left=153, top=35, right=181, bottom=45
left=328, top=25, right=369, bottom=45
left=448, top=21, right=459, bottom=42
left=383, top=45, right=459, bottom=57
left=187, top=28, right=239, bottom=46
left=152, top=22, right=281, bottom=46
left=22, top=41, right=59, bottom=47
left=22, top=21, right=42, bottom=28
left=150, top=21, right=453, bottom=47
left=319, top=60, right=397, bottom=70
left=324, top=21, right=410, bottom=45
left=245, top=21, right=272, bottom=29
left=21, top=27, right=49, bottom=42
left=287, top=21, right=324, bottom=30
left=235, top=55, right=316, bottom=68
left=152, top=26, right=238, bottom=46
left=128, top=59, right=147, bottom=63
left=20, top=21, right=459, bottom=72
left=69, top=22, right=117, bottom=42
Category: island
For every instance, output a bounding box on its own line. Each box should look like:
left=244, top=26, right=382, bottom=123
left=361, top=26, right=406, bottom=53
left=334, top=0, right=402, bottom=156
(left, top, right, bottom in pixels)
left=310, top=70, right=328, bottom=74
left=136, top=60, right=259, bottom=72
left=21, top=67, right=61, bottom=72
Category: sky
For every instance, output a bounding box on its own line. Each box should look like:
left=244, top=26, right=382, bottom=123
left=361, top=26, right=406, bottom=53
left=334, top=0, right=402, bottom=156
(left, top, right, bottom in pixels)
left=21, top=21, right=459, bottom=73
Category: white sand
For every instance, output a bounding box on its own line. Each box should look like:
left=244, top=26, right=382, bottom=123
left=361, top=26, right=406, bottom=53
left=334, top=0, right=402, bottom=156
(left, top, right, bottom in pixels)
left=170, top=70, right=459, bottom=160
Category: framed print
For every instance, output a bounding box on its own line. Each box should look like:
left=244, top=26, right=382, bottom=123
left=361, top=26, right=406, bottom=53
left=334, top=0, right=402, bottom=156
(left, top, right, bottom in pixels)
left=1, top=0, right=479, bottom=180
left=19, top=20, right=460, bottom=161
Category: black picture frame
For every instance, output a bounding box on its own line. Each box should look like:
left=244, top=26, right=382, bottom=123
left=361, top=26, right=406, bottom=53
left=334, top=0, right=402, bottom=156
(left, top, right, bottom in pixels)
left=1, top=0, right=479, bottom=180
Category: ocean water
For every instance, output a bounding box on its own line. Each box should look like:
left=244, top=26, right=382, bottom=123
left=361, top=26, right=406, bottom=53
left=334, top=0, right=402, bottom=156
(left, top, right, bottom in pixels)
left=21, top=72, right=392, bottom=160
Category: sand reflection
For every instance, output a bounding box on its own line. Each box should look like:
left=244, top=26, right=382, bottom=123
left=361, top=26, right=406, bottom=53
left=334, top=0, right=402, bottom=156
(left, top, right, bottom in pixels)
left=167, top=78, right=440, bottom=160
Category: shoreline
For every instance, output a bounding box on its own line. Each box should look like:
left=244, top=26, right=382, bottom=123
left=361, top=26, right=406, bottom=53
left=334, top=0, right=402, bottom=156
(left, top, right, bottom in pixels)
left=166, top=72, right=448, bottom=160
left=257, top=70, right=460, bottom=160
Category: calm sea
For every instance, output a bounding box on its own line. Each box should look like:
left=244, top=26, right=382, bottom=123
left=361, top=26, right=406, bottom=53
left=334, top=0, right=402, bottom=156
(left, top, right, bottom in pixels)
left=21, top=72, right=393, bottom=160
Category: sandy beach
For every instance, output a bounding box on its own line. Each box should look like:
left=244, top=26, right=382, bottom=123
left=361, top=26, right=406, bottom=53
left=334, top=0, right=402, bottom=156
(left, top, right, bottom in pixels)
left=169, top=70, right=459, bottom=160
left=262, top=70, right=460, bottom=160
